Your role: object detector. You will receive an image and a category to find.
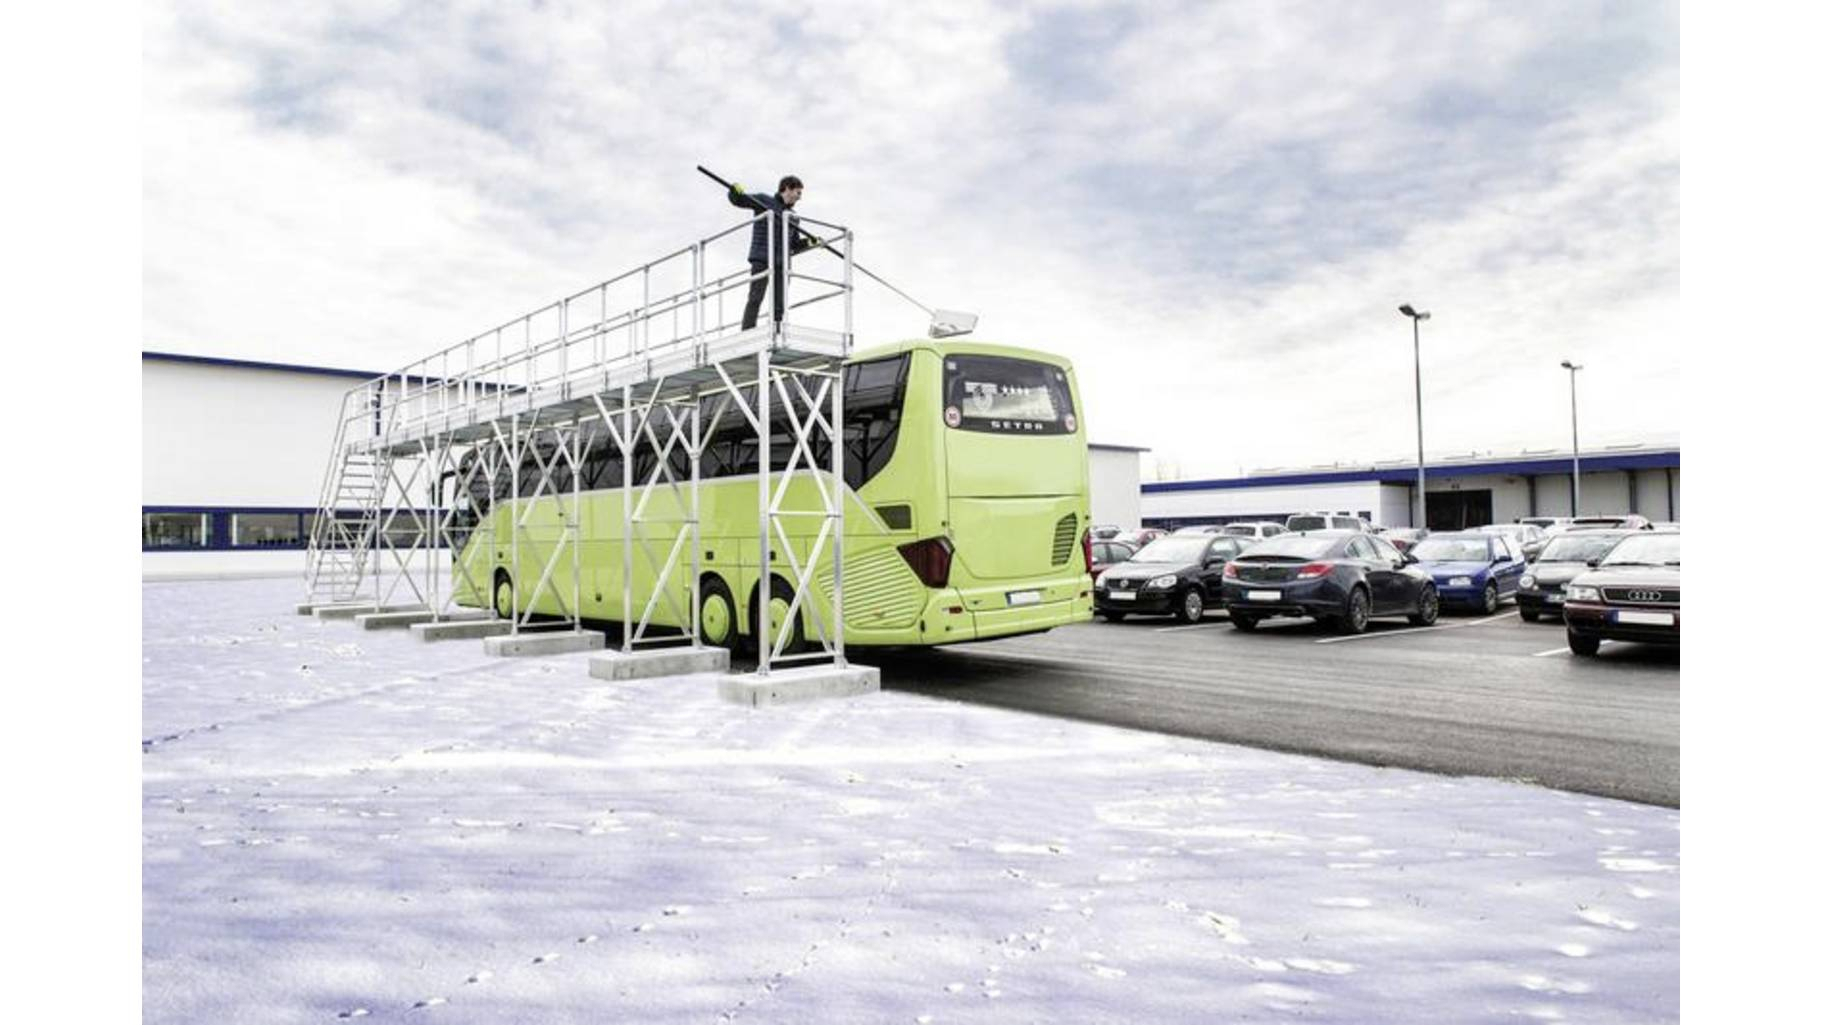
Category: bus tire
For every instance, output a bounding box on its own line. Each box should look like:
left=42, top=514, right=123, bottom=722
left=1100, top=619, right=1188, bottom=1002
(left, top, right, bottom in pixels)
left=493, top=569, right=515, bottom=620
left=698, top=575, right=737, bottom=649
left=749, top=576, right=806, bottom=657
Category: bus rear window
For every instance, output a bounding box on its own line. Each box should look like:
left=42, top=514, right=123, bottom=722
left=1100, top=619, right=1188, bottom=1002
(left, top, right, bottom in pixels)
left=942, top=355, right=1076, bottom=435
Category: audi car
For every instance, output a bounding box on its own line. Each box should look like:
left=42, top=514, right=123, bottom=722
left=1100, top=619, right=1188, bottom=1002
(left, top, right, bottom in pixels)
left=1095, top=533, right=1252, bottom=623
left=1408, top=532, right=1527, bottom=614
left=1221, top=531, right=1438, bottom=634
left=1515, top=529, right=1633, bottom=621
left=1562, top=532, right=1680, bottom=656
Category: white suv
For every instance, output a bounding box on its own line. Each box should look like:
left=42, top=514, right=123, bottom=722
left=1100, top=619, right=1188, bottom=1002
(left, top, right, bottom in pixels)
left=1284, top=513, right=1368, bottom=532
left=1221, top=521, right=1287, bottom=539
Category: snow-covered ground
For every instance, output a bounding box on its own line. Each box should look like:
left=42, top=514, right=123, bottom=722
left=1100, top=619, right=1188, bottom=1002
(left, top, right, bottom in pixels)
left=143, top=578, right=1678, bottom=1024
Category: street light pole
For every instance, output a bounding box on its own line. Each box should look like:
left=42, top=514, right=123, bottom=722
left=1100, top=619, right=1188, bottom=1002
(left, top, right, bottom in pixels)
left=1561, top=360, right=1583, bottom=516
left=1398, top=305, right=1431, bottom=530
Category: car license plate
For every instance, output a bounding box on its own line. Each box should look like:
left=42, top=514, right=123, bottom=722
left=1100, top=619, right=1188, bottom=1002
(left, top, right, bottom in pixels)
left=1615, top=610, right=1674, bottom=626
left=1545, top=593, right=1564, bottom=603
left=1247, top=590, right=1282, bottom=601
left=1007, top=589, right=1041, bottom=607
left=1109, top=590, right=1136, bottom=601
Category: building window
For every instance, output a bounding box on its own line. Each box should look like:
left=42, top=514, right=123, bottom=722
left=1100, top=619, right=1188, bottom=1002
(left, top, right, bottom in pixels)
left=144, top=512, right=208, bottom=548
left=233, top=513, right=303, bottom=548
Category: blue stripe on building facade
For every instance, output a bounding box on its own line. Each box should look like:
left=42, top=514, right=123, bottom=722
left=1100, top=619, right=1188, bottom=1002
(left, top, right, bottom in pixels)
left=1141, top=451, right=1679, bottom=494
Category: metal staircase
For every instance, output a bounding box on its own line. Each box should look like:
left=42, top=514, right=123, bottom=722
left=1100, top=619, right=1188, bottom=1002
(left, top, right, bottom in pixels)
left=304, top=393, right=386, bottom=604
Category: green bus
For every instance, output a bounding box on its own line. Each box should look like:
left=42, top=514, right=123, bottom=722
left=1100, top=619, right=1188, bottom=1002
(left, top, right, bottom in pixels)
left=448, top=338, right=1094, bottom=650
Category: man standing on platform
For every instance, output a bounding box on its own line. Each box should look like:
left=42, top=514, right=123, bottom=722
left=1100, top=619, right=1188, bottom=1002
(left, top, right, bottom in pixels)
left=726, top=175, right=819, bottom=331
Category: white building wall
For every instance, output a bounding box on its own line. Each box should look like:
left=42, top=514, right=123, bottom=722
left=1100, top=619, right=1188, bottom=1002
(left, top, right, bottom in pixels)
left=1088, top=447, right=1143, bottom=530
left=1142, top=481, right=1391, bottom=526
left=143, top=360, right=354, bottom=506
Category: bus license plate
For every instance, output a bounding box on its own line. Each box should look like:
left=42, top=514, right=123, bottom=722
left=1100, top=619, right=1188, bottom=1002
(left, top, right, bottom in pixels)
left=1006, top=590, right=1042, bottom=607
left=1247, top=590, right=1281, bottom=601
left=1108, top=590, right=1136, bottom=601
left=1614, top=610, right=1674, bottom=626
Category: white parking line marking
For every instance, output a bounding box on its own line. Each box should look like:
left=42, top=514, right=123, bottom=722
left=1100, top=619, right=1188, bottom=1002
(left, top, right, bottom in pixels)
left=1154, top=622, right=1221, bottom=633
left=1533, top=647, right=1571, bottom=657
left=1313, top=609, right=1521, bottom=644
left=1315, top=627, right=1440, bottom=644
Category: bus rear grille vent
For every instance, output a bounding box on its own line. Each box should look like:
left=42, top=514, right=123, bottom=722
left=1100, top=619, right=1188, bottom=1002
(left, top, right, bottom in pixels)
left=817, top=549, right=924, bottom=629
left=1051, top=514, right=1079, bottom=566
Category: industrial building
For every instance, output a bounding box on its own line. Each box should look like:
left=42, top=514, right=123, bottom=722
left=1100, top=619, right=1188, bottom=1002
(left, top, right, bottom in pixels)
left=1139, top=445, right=1680, bottom=531
left=142, top=351, right=1152, bottom=578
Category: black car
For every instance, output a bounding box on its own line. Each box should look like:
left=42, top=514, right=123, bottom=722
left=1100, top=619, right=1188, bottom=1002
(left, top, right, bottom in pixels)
left=1515, top=529, right=1634, bottom=621
left=1095, top=533, right=1252, bottom=623
left=1563, top=532, right=1680, bottom=656
left=1221, top=531, right=1439, bottom=634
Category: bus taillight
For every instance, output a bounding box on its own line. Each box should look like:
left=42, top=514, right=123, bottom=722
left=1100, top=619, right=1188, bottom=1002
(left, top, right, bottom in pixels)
left=897, top=536, right=954, bottom=589
left=1081, top=527, right=1092, bottom=573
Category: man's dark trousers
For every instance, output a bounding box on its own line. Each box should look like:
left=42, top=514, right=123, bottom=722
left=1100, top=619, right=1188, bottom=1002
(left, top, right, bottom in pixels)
left=741, top=260, right=786, bottom=331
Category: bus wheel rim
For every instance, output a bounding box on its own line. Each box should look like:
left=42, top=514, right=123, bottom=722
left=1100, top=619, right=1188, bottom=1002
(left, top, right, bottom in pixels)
left=702, top=593, right=731, bottom=644
left=766, top=596, right=795, bottom=647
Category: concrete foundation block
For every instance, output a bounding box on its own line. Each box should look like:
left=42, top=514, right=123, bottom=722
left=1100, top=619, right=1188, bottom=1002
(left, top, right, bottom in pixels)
left=482, top=630, right=608, bottom=657
left=357, top=609, right=492, bottom=630
left=411, top=619, right=514, bottom=642
left=588, top=646, right=730, bottom=681
left=315, top=602, right=426, bottom=621
left=717, top=663, right=881, bottom=707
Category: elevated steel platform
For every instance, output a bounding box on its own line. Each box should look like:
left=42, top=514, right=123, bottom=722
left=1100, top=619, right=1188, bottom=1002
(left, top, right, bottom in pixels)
left=306, top=209, right=861, bottom=681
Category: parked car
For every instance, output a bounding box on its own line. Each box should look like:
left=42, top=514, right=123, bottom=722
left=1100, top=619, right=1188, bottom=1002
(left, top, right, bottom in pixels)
left=1221, top=521, right=1288, bottom=540
left=1221, top=531, right=1438, bottom=634
left=1565, top=514, right=1653, bottom=531
left=1113, top=527, right=1168, bottom=550
left=1095, top=533, right=1253, bottom=623
left=1518, top=516, right=1570, bottom=533
left=1408, top=532, right=1527, bottom=614
left=1380, top=527, right=1430, bottom=553
left=1089, top=524, right=1125, bottom=540
left=1471, top=522, right=1549, bottom=561
left=1090, top=540, right=1137, bottom=581
left=1284, top=513, right=1369, bottom=532
left=1515, top=529, right=1635, bottom=621
left=1562, top=532, right=1681, bottom=656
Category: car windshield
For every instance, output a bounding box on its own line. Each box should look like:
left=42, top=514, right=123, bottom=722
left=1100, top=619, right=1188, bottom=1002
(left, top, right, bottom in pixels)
left=1537, top=534, right=1623, bottom=562
left=1600, top=534, right=1681, bottom=567
left=1130, top=537, right=1208, bottom=563
left=1412, top=537, right=1493, bottom=562
left=1239, top=535, right=1338, bottom=560
left=1284, top=516, right=1329, bottom=532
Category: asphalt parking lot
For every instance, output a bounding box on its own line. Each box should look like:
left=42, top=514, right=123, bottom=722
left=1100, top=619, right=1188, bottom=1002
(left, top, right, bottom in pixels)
left=872, top=605, right=1680, bottom=808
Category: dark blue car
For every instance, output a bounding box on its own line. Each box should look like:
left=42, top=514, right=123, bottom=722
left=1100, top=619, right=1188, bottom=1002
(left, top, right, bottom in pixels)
left=1409, top=532, right=1527, bottom=614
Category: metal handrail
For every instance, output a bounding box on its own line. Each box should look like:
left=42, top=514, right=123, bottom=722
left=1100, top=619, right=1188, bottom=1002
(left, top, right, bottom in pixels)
left=335, top=214, right=853, bottom=451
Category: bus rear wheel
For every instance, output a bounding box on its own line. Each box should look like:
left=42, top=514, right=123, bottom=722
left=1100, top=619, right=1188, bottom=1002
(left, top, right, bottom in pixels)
left=749, top=577, right=806, bottom=657
left=698, top=576, right=736, bottom=649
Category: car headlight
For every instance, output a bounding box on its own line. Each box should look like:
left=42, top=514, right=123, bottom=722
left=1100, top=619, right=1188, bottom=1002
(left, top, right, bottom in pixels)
left=1520, top=575, right=1536, bottom=589
left=1145, top=575, right=1177, bottom=589
left=1448, top=576, right=1473, bottom=587
left=1566, top=585, right=1600, bottom=602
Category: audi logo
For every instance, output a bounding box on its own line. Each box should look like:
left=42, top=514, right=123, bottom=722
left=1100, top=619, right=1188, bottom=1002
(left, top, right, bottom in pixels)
left=1627, top=590, right=1662, bottom=602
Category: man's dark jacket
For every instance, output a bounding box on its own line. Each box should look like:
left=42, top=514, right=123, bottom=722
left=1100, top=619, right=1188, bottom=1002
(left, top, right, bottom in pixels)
left=728, top=189, right=813, bottom=265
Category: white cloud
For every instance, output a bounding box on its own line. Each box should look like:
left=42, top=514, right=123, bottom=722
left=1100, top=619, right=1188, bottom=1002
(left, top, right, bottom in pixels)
left=143, top=0, right=1678, bottom=476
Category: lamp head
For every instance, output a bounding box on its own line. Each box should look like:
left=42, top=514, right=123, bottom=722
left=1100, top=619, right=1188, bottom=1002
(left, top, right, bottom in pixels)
left=1560, top=360, right=1579, bottom=370
left=1398, top=304, right=1430, bottom=320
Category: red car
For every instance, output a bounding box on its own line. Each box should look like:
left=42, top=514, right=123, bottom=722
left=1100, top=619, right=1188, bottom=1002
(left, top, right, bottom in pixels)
left=1090, top=540, right=1137, bottom=580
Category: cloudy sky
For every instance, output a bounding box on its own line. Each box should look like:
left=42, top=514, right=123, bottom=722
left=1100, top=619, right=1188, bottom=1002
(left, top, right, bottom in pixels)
left=143, top=0, right=1678, bottom=479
